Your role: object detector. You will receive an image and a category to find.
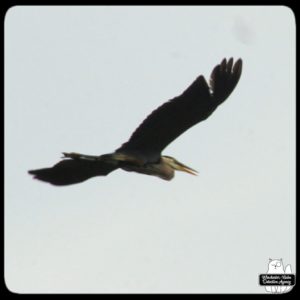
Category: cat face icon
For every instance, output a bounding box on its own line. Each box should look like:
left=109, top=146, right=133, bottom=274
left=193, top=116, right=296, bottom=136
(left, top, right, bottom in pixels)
left=267, top=258, right=284, bottom=273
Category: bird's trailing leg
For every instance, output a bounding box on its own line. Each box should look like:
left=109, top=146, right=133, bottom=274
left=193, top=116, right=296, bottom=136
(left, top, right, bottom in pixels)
left=62, top=152, right=143, bottom=165
left=62, top=152, right=100, bottom=161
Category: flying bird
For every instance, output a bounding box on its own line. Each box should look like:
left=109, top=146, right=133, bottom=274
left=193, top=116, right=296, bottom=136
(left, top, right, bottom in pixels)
left=28, top=58, right=242, bottom=185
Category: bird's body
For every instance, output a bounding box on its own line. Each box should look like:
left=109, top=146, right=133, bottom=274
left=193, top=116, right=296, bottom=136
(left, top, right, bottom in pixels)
left=119, top=156, right=177, bottom=180
left=29, top=58, right=242, bottom=186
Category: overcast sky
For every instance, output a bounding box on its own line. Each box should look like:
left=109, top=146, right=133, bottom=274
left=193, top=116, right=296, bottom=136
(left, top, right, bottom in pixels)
left=5, top=6, right=295, bottom=293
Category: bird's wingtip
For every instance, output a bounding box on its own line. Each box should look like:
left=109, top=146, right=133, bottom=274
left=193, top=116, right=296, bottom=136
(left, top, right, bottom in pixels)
left=234, top=58, right=243, bottom=73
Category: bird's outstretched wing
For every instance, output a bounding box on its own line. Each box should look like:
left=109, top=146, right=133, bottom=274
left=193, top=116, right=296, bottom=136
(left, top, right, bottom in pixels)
left=28, top=159, right=118, bottom=186
left=117, top=58, right=242, bottom=160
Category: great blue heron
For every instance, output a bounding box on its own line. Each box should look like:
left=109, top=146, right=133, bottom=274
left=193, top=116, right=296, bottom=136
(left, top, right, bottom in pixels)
left=28, top=58, right=242, bottom=185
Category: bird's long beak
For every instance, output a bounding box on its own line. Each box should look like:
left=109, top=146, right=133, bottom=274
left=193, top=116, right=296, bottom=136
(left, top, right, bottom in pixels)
left=175, top=161, right=198, bottom=176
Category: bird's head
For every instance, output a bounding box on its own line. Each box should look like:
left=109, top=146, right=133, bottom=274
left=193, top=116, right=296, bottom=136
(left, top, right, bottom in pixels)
left=162, top=156, right=198, bottom=176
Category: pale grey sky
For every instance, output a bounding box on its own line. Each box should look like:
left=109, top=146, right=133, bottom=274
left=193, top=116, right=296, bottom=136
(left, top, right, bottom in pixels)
left=5, top=6, right=295, bottom=293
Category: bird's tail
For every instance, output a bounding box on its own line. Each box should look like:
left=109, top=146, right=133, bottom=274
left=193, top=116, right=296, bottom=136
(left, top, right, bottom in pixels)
left=28, top=152, right=118, bottom=186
